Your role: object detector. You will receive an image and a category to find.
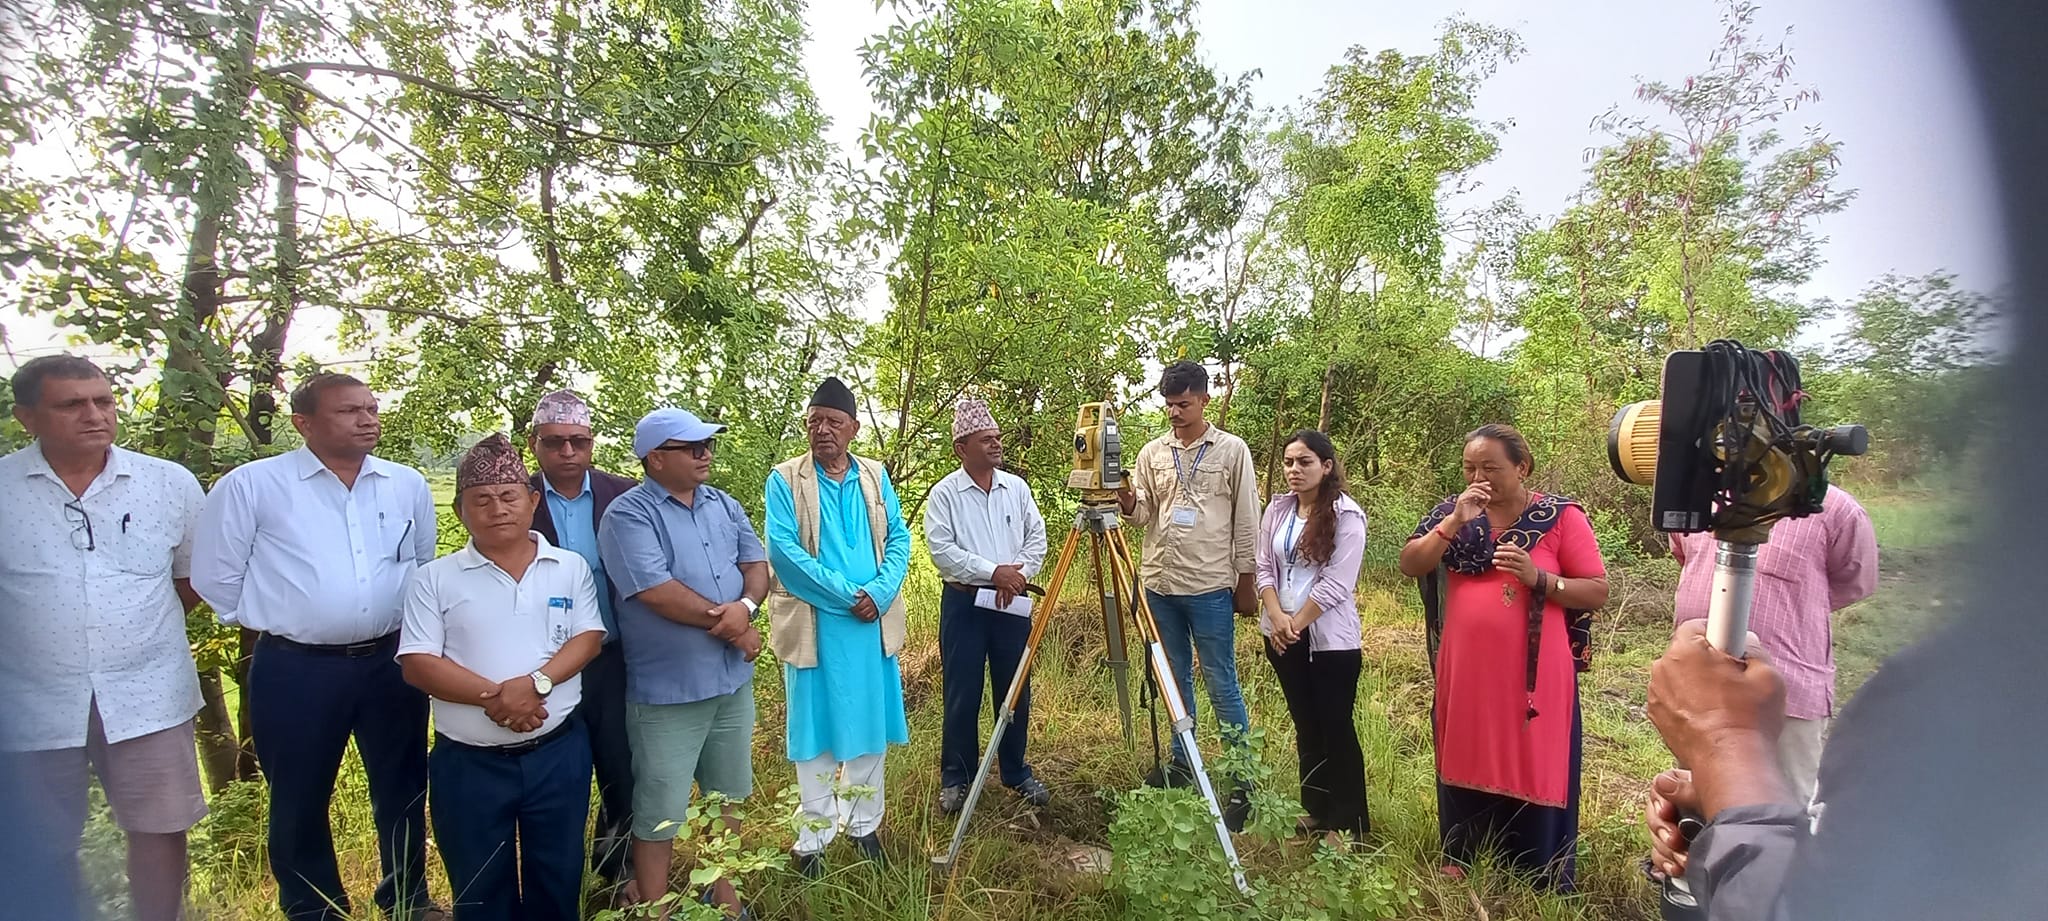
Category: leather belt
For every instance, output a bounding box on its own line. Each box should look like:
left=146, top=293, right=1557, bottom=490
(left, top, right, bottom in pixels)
left=259, top=631, right=398, bottom=657
left=435, top=718, right=576, bottom=756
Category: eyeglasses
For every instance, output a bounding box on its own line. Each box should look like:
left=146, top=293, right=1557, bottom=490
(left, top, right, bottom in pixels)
left=652, top=438, right=715, bottom=459
left=64, top=500, right=95, bottom=551
left=538, top=435, right=595, bottom=452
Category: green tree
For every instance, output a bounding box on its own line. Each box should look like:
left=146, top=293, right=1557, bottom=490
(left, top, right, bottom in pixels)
left=851, top=0, right=1254, bottom=512
left=1806, top=271, right=2001, bottom=480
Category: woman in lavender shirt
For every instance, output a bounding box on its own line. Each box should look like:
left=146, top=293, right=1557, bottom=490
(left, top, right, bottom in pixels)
left=1255, top=430, right=1370, bottom=844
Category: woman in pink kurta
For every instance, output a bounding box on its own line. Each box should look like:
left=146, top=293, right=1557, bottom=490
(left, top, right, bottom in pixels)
left=1399, top=424, right=1610, bottom=892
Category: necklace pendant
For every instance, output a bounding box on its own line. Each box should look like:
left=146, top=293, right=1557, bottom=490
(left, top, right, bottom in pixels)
left=1502, top=582, right=1516, bottom=607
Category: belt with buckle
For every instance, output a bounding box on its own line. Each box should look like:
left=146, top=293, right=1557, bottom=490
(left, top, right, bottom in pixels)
left=260, top=631, right=398, bottom=657
left=436, top=718, right=576, bottom=756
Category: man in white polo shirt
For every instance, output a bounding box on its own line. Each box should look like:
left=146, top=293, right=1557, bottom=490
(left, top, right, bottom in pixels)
left=0, top=355, right=208, bottom=921
left=400, top=434, right=605, bottom=921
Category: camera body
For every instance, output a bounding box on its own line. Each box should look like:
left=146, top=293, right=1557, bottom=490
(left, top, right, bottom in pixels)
left=1608, top=343, right=1868, bottom=538
left=1068, top=401, right=1124, bottom=495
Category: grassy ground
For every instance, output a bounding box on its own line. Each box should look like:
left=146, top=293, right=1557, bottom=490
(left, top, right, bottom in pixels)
left=78, top=483, right=1958, bottom=919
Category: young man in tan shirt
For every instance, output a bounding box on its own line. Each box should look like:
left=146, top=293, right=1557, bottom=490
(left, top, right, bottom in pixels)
left=1116, top=361, right=1261, bottom=831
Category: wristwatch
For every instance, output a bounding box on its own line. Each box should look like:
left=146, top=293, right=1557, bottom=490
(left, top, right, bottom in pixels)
left=741, top=596, right=761, bottom=618
left=1553, top=575, right=1567, bottom=596
left=529, top=669, right=554, bottom=697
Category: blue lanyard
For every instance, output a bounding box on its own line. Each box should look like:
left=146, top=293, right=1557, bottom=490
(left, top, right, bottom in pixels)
left=1283, top=511, right=1301, bottom=564
left=1171, top=442, right=1209, bottom=496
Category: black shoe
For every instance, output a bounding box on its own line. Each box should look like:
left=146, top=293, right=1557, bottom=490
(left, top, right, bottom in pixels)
left=1012, top=776, right=1051, bottom=808
left=1143, top=762, right=1194, bottom=789
left=851, top=832, right=886, bottom=863
left=939, top=784, right=968, bottom=814
left=1222, top=785, right=1253, bottom=834
left=791, top=850, right=825, bottom=879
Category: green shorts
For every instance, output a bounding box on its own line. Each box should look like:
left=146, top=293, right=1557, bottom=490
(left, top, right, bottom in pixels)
left=626, top=679, right=757, bottom=842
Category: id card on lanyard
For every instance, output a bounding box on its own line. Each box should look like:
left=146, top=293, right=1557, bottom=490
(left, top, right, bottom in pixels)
left=1170, top=442, right=1208, bottom=528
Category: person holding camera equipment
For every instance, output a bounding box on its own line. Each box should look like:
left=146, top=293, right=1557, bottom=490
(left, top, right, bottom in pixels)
left=1667, top=485, right=1876, bottom=813
left=1115, top=360, right=1261, bottom=831
left=1254, top=430, right=1370, bottom=845
left=1399, top=423, right=1610, bottom=892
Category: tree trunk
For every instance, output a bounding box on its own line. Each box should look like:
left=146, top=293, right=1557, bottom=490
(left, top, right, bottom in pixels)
left=175, top=0, right=270, bottom=789
left=194, top=669, right=241, bottom=794
left=1317, top=364, right=1335, bottom=431
left=1264, top=387, right=1287, bottom=498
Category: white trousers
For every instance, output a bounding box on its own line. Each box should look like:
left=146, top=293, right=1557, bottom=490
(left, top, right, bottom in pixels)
left=1780, top=715, right=1828, bottom=810
left=793, top=751, right=887, bottom=856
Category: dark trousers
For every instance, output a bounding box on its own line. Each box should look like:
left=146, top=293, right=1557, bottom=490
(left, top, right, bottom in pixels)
left=938, top=585, right=1035, bottom=789
left=1437, top=692, right=1583, bottom=892
left=578, top=641, right=635, bottom=883
left=430, top=721, right=592, bottom=921
left=248, top=634, right=429, bottom=921
left=1266, top=641, right=1368, bottom=837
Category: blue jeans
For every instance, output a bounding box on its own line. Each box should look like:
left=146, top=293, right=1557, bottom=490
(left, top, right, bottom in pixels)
left=430, top=721, right=593, bottom=921
left=1144, top=589, right=1250, bottom=773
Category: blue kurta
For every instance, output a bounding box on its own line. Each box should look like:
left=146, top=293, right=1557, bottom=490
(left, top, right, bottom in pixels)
left=766, top=459, right=913, bottom=763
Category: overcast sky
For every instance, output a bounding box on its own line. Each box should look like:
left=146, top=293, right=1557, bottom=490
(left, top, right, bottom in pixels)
left=5, top=0, right=2004, bottom=367
left=806, top=0, right=2005, bottom=307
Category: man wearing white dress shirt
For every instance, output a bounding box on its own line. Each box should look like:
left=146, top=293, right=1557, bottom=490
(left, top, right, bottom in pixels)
left=923, top=398, right=1050, bottom=814
left=400, top=434, right=605, bottom=921
left=0, top=355, right=208, bottom=921
left=190, top=373, right=441, bottom=921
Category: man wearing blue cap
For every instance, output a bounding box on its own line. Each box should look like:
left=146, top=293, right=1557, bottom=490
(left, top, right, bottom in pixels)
left=598, top=408, right=767, bottom=920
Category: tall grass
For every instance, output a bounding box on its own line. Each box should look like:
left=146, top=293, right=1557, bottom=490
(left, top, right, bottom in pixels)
left=75, top=485, right=1949, bottom=919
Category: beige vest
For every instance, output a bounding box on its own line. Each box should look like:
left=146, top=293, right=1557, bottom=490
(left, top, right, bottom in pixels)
left=766, top=451, right=907, bottom=669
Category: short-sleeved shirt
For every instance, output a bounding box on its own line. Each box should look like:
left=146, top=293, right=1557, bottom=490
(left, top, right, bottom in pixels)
left=598, top=479, right=766, bottom=705
left=0, top=445, right=207, bottom=751
left=398, top=533, right=605, bottom=747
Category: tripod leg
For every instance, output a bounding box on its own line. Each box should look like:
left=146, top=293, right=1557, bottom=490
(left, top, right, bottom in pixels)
left=1091, top=534, right=1134, bottom=746
left=935, top=524, right=1083, bottom=872
left=1108, top=529, right=1252, bottom=895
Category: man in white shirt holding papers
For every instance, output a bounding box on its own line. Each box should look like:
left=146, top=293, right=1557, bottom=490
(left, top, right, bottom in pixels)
left=923, top=398, right=1050, bottom=814
left=399, top=434, right=605, bottom=921
left=190, top=373, right=441, bottom=921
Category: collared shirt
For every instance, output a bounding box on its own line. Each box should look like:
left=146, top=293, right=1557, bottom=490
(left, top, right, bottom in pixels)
left=1254, top=491, right=1369, bottom=653
left=191, top=447, right=438, bottom=644
left=398, top=533, right=605, bottom=747
left=0, top=445, right=206, bottom=750
left=598, top=479, right=765, bottom=705
left=1124, top=424, right=1260, bottom=595
left=542, top=472, right=617, bottom=639
left=1672, top=485, right=1879, bottom=718
left=922, top=467, right=1048, bottom=585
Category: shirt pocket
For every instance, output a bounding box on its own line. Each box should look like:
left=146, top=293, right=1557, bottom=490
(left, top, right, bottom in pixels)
left=113, top=520, right=175, bottom=577
left=379, top=500, right=420, bottom=562
left=541, top=595, right=574, bottom=651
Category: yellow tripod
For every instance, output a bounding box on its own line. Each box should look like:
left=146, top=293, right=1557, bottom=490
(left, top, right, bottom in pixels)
left=931, top=497, right=1251, bottom=894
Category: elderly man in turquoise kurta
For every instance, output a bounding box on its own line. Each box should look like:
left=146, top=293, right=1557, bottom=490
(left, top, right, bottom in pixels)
left=764, top=376, right=912, bottom=878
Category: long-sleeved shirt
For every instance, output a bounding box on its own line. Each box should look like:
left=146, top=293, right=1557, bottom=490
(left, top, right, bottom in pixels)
left=922, top=467, right=1047, bottom=585
left=0, top=445, right=206, bottom=750
left=1253, top=490, right=1368, bottom=653
left=191, top=448, right=437, bottom=645
left=1124, top=423, right=1259, bottom=596
left=1670, top=485, right=1878, bottom=718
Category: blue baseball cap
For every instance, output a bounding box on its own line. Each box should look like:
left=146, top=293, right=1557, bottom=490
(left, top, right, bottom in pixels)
left=632, top=408, right=728, bottom=459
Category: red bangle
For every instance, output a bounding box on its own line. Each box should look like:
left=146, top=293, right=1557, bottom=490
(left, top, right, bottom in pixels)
left=1434, top=524, right=1458, bottom=541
